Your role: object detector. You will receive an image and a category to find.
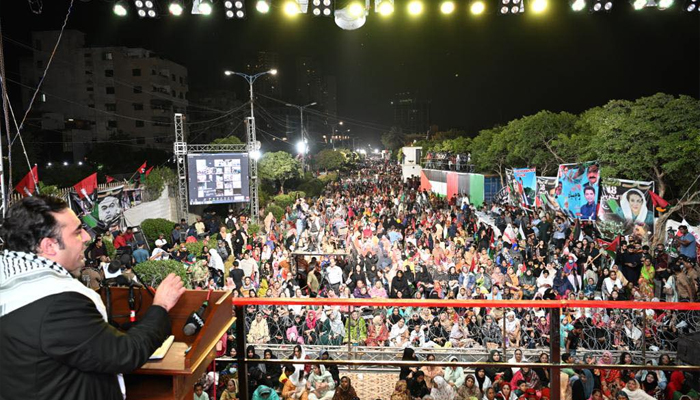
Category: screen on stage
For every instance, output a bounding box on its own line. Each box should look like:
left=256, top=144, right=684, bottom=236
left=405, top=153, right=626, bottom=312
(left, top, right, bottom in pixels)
left=187, top=153, right=250, bottom=205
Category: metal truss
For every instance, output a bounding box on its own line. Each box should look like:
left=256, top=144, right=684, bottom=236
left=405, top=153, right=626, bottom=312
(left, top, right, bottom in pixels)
left=173, top=113, right=188, bottom=222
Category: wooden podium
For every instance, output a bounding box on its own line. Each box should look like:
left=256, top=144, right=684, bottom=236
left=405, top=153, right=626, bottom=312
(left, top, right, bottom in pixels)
left=102, top=288, right=234, bottom=400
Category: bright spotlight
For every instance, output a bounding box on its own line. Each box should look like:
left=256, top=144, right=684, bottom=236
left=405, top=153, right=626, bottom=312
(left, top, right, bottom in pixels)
left=269, top=69, right=278, bottom=75
left=296, top=141, right=308, bottom=154
left=470, top=0, right=486, bottom=13
left=256, top=0, right=270, bottom=13
left=571, top=0, right=586, bottom=10
left=335, top=1, right=367, bottom=30
left=225, top=0, right=246, bottom=18
left=499, top=0, right=524, bottom=13
left=441, top=1, right=456, bottom=13
left=376, top=0, right=394, bottom=15
left=346, top=1, right=365, bottom=17
left=408, top=0, right=423, bottom=15
left=284, top=0, right=302, bottom=15
left=685, top=0, right=698, bottom=10
left=113, top=0, right=128, bottom=16
left=531, top=0, right=548, bottom=12
left=658, top=0, right=673, bottom=8
left=311, top=0, right=334, bottom=16
left=198, top=0, right=213, bottom=14
left=250, top=150, right=261, bottom=160
left=63, top=161, right=69, bottom=166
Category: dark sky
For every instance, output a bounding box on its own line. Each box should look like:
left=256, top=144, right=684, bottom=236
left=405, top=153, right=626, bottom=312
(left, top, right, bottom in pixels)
left=2, top=0, right=699, bottom=141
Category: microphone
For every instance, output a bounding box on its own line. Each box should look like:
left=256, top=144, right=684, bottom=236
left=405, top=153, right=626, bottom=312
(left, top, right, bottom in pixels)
left=183, top=289, right=213, bottom=336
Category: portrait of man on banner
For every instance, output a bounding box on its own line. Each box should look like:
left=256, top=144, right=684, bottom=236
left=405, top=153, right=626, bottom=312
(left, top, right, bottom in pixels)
left=555, top=161, right=600, bottom=221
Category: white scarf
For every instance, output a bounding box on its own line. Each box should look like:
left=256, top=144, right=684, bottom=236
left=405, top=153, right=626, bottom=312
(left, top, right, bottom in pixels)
left=0, top=250, right=126, bottom=398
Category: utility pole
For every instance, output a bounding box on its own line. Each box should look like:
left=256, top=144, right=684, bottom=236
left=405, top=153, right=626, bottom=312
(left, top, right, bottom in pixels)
left=286, top=102, right=316, bottom=173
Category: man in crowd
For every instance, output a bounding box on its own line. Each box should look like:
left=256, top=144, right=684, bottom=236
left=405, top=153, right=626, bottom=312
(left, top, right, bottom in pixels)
left=0, top=195, right=186, bottom=399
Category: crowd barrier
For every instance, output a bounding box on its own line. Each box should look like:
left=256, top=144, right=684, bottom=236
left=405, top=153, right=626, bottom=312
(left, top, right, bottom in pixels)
left=227, top=298, right=700, bottom=400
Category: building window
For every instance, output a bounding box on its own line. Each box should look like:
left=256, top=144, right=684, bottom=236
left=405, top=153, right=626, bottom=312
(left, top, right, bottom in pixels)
left=133, top=86, right=142, bottom=94
left=105, top=103, right=117, bottom=111
left=107, top=120, right=117, bottom=128
left=179, top=76, right=184, bottom=85
left=105, top=69, right=114, bottom=77
left=132, top=68, right=141, bottom=77
left=103, top=52, right=113, bottom=61
left=86, top=87, right=94, bottom=92
left=133, top=103, right=144, bottom=111
left=106, top=87, right=115, bottom=95
left=136, top=120, right=145, bottom=128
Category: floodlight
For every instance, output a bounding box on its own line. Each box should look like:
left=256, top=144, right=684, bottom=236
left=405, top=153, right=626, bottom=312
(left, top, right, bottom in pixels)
left=256, top=0, right=270, bottom=13
left=532, top=0, right=547, bottom=12
left=499, top=0, right=524, bottom=13
left=269, top=69, right=278, bottom=75
left=193, top=0, right=213, bottom=14
left=631, top=0, right=656, bottom=8
left=591, top=0, right=613, bottom=11
left=284, top=0, right=302, bottom=15
left=169, top=1, right=184, bottom=15
left=296, top=141, right=308, bottom=154
left=685, top=0, right=699, bottom=10
left=571, top=0, right=586, bottom=10
left=470, top=0, right=486, bottom=13
left=441, top=1, right=456, bottom=14
left=225, top=0, right=246, bottom=18
left=113, top=0, right=128, bottom=16
left=134, top=0, right=158, bottom=17
left=335, top=1, right=367, bottom=30
left=250, top=150, right=261, bottom=160
left=312, top=0, right=334, bottom=16
left=376, top=0, right=394, bottom=15
left=657, top=0, right=673, bottom=8
left=408, top=0, right=423, bottom=15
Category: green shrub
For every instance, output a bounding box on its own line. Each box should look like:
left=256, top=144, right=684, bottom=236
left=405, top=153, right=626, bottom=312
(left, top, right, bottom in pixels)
left=319, top=171, right=339, bottom=183
left=184, top=235, right=218, bottom=257
left=272, top=194, right=294, bottom=208
left=143, top=167, right=177, bottom=200
left=104, top=240, right=116, bottom=259
left=298, top=178, right=325, bottom=197
left=248, top=223, right=261, bottom=235
left=266, top=204, right=285, bottom=221
left=133, top=259, right=191, bottom=289
left=141, top=218, right=176, bottom=245
left=287, top=190, right=306, bottom=200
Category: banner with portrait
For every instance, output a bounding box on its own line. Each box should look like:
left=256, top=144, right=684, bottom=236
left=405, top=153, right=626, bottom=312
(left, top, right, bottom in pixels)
left=69, top=186, right=127, bottom=235
left=512, top=168, right=537, bottom=209
left=597, top=178, right=655, bottom=240
left=535, top=176, right=558, bottom=210
left=505, top=169, right=517, bottom=206
left=555, top=161, right=600, bottom=221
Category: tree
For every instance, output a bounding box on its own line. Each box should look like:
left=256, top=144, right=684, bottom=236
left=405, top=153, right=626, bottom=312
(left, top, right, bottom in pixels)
left=435, top=136, right=472, bottom=154
left=470, top=127, right=508, bottom=184
left=581, top=93, right=700, bottom=199
left=258, top=151, right=300, bottom=194
left=210, top=136, right=243, bottom=145
left=381, top=127, right=407, bottom=151
left=314, top=149, right=347, bottom=171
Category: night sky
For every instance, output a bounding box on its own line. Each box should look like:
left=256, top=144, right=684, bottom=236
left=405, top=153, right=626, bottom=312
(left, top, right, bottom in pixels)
left=2, top=0, right=699, bottom=142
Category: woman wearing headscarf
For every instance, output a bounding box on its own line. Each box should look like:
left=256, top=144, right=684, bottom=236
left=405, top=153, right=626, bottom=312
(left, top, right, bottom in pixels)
left=399, top=347, right=419, bottom=381
left=390, top=380, right=412, bottom=400
left=456, top=374, right=483, bottom=400
left=366, top=315, right=390, bottom=346
left=306, top=364, right=335, bottom=400
left=252, top=385, right=281, bottom=400
left=665, top=371, right=685, bottom=400
left=598, top=351, right=620, bottom=387
left=485, top=350, right=513, bottom=383
left=282, top=365, right=308, bottom=400
left=421, top=354, right=445, bottom=389
left=269, top=313, right=287, bottom=344
left=622, top=379, right=656, bottom=400
left=291, top=344, right=311, bottom=378
left=444, top=356, right=466, bottom=389
left=331, top=376, right=357, bottom=400
left=639, top=371, right=659, bottom=397
left=408, top=371, right=431, bottom=400
left=303, top=310, right=319, bottom=345
left=431, top=376, right=456, bottom=400
left=498, top=383, right=518, bottom=400
left=504, top=311, right=521, bottom=347
left=248, top=312, right=271, bottom=344
left=510, top=367, right=541, bottom=391
left=390, top=270, right=411, bottom=298
left=263, top=349, right=282, bottom=389
left=553, top=269, right=574, bottom=297
left=475, top=368, right=493, bottom=393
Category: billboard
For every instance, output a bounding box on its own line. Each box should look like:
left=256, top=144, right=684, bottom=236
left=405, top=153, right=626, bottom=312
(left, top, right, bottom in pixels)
left=69, top=185, right=128, bottom=235
left=555, top=161, right=600, bottom=221
left=597, top=178, right=655, bottom=240
left=512, top=168, right=537, bottom=209
left=187, top=153, right=250, bottom=205
left=535, top=176, right=558, bottom=210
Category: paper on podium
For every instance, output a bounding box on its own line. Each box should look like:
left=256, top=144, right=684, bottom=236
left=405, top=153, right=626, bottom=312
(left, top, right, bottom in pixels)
left=149, top=335, right=175, bottom=360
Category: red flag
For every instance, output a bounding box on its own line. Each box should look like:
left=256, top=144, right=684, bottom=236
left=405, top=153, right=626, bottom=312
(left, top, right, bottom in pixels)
left=136, top=161, right=147, bottom=175
left=73, top=173, right=98, bottom=199
left=649, top=190, right=669, bottom=212
left=597, top=235, right=620, bottom=258
left=144, top=166, right=154, bottom=176
left=15, top=166, right=39, bottom=197
left=105, top=175, right=115, bottom=183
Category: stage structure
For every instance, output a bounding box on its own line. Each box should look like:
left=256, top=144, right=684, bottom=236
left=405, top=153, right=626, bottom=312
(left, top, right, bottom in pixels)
left=173, top=113, right=260, bottom=222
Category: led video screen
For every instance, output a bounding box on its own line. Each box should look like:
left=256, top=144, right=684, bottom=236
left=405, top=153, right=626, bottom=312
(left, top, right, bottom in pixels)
left=187, top=153, right=250, bottom=205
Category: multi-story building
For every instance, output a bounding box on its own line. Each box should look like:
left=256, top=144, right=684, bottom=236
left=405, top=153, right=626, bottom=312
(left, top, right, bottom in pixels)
left=20, top=30, right=188, bottom=161
left=392, top=92, right=431, bottom=136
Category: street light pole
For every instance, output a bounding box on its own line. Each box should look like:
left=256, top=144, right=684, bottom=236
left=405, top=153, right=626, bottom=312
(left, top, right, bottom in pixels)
left=224, top=68, right=277, bottom=223
left=285, top=101, right=316, bottom=173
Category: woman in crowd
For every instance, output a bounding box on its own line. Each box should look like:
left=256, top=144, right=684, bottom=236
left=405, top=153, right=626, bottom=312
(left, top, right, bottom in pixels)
left=408, top=371, right=431, bottom=399
left=421, top=354, right=445, bottom=389
left=399, top=347, right=419, bottom=381
left=282, top=366, right=308, bottom=400
left=475, top=368, right=493, bottom=394
left=456, top=374, right=483, bottom=400
left=444, top=356, right=466, bottom=389
left=391, top=380, right=412, bottom=400
left=366, top=315, right=390, bottom=347
left=431, top=376, right=456, bottom=400
left=306, top=365, right=335, bottom=400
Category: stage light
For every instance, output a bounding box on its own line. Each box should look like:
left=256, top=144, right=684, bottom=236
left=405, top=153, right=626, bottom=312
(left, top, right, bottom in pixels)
left=685, top=0, right=698, bottom=10
left=408, top=0, right=423, bottom=15
left=225, top=0, right=246, bottom=18
left=169, top=0, right=184, bottom=15
left=499, top=0, right=524, bottom=13
left=571, top=0, right=586, bottom=10
left=193, top=0, right=213, bottom=14
left=376, top=0, right=394, bottom=15
left=311, top=0, right=334, bottom=16
left=269, top=69, right=278, bottom=75
left=134, top=0, right=158, bottom=18
left=284, top=0, right=302, bottom=15
left=113, top=0, right=128, bottom=16
left=532, top=0, right=548, bottom=12
left=441, top=1, right=456, bottom=14
left=296, top=140, right=308, bottom=154
left=250, top=150, right=261, bottom=160
left=470, top=0, right=485, bottom=13
left=256, top=0, right=270, bottom=13
left=657, top=0, right=673, bottom=8
left=591, top=0, right=613, bottom=11
left=335, top=1, right=367, bottom=30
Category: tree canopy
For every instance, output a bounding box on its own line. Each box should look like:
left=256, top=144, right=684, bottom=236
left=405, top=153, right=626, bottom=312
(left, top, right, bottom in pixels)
left=314, top=149, right=347, bottom=171
left=258, top=151, right=300, bottom=194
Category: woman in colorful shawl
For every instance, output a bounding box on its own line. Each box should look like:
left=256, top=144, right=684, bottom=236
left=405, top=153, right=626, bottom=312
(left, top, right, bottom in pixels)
left=390, top=380, right=412, bottom=400
left=366, top=315, right=390, bottom=347
left=456, top=374, right=483, bottom=400
left=331, top=377, right=357, bottom=400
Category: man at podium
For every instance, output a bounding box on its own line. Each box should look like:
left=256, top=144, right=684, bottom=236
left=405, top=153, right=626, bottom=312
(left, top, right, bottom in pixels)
left=0, top=196, right=186, bottom=400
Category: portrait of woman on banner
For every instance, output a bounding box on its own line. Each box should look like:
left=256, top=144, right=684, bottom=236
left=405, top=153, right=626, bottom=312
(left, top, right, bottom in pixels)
left=616, top=188, right=653, bottom=232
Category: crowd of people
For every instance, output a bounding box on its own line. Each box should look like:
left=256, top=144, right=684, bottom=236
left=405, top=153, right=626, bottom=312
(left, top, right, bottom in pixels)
left=77, top=159, right=699, bottom=400
left=422, top=152, right=473, bottom=172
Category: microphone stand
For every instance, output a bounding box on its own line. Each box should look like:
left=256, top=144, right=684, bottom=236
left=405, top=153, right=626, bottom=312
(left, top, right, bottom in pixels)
left=131, top=268, right=155, bottom=298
